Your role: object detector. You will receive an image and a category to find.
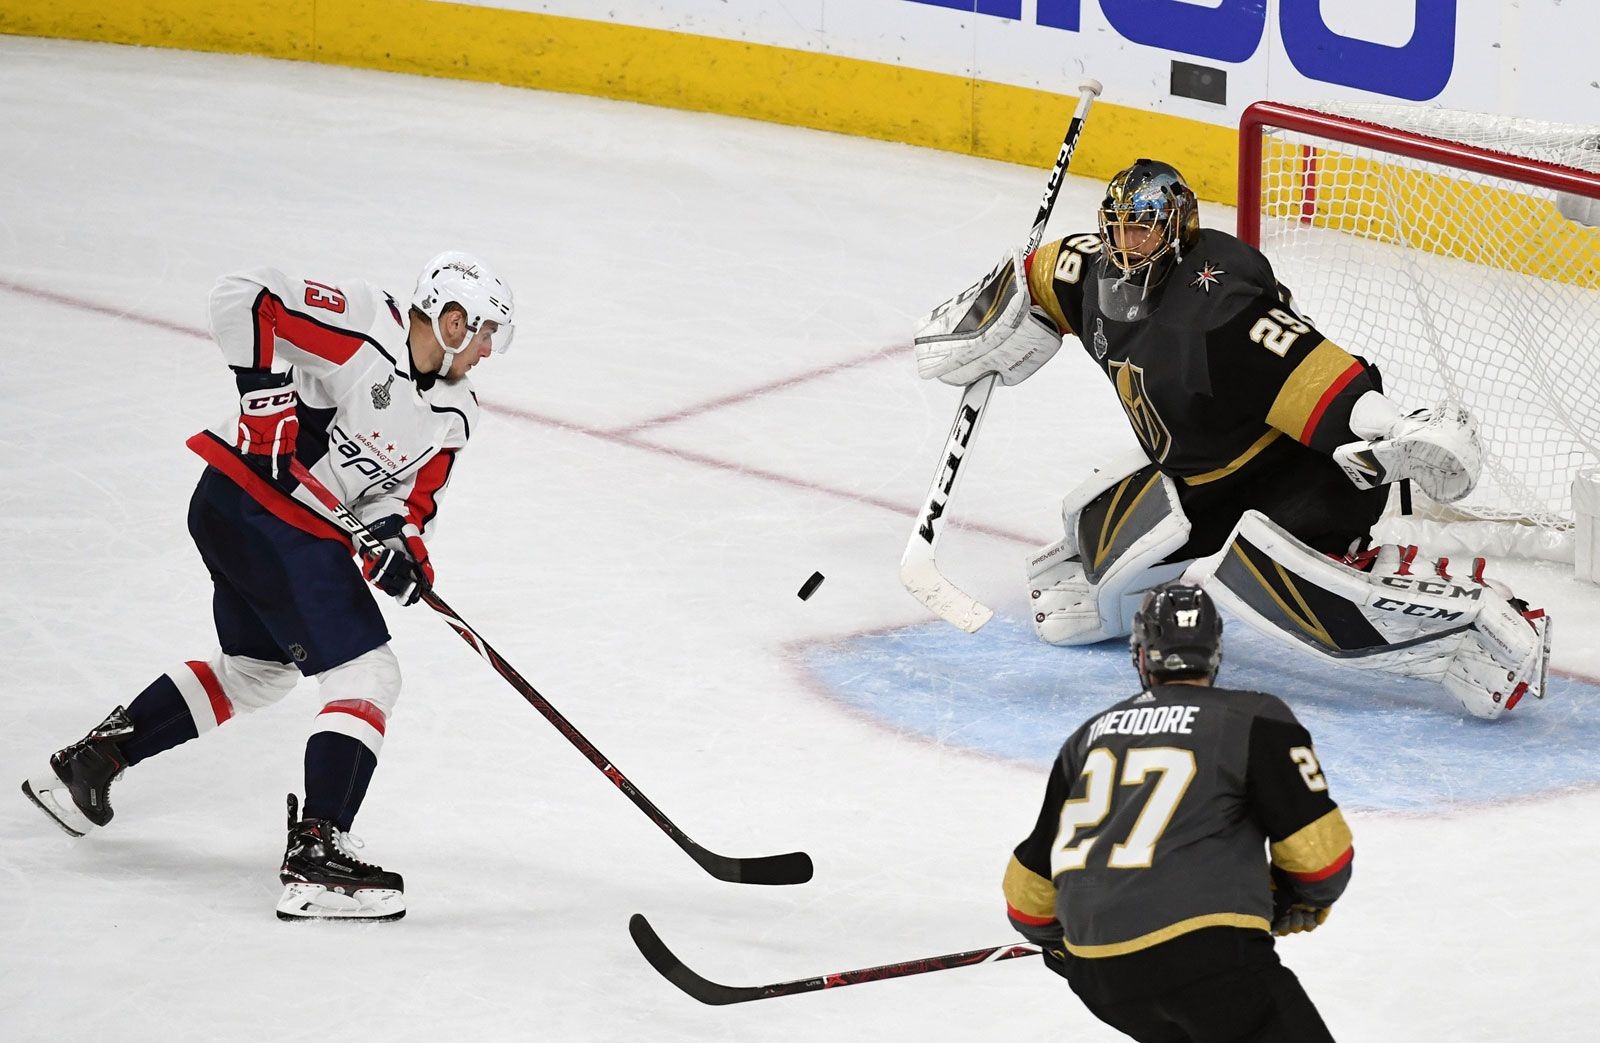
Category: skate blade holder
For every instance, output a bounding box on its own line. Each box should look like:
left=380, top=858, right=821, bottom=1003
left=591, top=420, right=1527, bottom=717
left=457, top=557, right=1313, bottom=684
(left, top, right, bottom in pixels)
left=277, top=882, right=403, bottom=921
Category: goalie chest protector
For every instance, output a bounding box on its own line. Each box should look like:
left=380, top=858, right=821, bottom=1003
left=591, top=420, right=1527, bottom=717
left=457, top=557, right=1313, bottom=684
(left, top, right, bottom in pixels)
left=1029, top=229, right=1378, bottom=501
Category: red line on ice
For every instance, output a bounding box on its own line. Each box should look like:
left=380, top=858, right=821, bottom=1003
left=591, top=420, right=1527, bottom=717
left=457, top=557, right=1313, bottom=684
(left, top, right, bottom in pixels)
left=607, top=345, right=901, bottom=436
left=3, top=279, right=1036, bottom=546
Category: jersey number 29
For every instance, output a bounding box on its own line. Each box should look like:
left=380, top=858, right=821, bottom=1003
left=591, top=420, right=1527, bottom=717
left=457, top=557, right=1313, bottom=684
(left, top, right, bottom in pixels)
left=1051, top=747, right=1197, bottom=876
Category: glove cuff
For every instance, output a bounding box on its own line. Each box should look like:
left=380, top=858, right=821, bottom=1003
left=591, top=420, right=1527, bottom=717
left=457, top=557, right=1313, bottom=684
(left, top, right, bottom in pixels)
left=233, top=366, right=293, bottom=395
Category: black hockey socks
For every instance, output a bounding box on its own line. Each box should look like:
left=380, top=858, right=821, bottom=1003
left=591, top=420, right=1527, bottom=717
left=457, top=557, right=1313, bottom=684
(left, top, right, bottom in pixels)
left=302, top=731, right=379, bottom=832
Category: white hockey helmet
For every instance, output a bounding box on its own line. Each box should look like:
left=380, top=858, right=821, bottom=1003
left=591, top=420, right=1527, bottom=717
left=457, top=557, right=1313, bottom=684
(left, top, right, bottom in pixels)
left=411, top=251, right=515, bottom=365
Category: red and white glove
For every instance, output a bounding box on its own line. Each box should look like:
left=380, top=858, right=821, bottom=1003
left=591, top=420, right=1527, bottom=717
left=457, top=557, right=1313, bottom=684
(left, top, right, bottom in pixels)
left=361, top=516, right=433, bottom=606
left=234, top=368, right=298, bottom=480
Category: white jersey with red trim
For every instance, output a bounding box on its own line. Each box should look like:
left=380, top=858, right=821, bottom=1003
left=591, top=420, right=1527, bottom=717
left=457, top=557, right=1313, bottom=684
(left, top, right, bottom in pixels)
left=197, top=266, right=478, bottom=539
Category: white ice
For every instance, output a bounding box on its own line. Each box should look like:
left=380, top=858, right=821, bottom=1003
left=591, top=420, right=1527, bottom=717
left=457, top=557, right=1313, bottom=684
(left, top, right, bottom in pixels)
left=2, top=36, right=1598, bottom=1042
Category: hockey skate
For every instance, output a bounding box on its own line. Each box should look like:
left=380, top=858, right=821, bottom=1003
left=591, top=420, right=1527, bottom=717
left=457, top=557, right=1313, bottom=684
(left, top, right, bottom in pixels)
left=277, top=794, right=405, bottom=922
left=21, top=707, right=134, bottom=837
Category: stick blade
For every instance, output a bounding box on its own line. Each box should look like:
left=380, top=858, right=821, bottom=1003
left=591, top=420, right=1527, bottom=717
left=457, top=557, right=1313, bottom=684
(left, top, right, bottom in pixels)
left=629, top=914, right=761, bottom=1005
left=900, top=556, right=994, bottom=634
left=691, top=844, right=814, bottom=886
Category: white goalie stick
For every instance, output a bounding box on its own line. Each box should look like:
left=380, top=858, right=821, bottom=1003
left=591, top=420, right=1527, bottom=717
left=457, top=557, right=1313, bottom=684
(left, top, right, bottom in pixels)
left=901, top=78, right=1103, bottom=633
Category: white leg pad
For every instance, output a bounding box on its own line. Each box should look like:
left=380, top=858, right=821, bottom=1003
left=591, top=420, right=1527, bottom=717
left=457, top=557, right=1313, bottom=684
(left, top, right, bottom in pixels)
left=1196, top=511, right=1551, bottom=719
left=312, top=645, right=402, bottom=755
left=1026, top=459, right=1192, bottom=645
left=218, top=655, right=301, bottom=711
left=170, top=661, right=232, bottom=733
left=170, top=655, right=300, bottom=732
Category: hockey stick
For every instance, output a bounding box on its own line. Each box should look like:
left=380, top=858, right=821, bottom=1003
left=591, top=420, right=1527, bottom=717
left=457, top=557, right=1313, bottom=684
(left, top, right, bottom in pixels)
left=288, top=459, right=813, bottom=886
left=901, top=78, right=1103, bottom=633
left=628, top=913, right=1039, bottom=1005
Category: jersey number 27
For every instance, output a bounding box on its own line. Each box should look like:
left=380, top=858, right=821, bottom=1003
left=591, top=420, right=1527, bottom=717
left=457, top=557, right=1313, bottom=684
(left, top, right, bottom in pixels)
left=1051, top=747, right=1197, bottom=876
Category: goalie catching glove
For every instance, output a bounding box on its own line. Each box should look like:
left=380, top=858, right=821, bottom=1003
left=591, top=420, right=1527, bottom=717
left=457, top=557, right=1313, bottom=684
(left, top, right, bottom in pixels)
left=1333, top=390, right=1482, bottom=503
left=361, top=515, right=433, bottom=606
left=915, top=247, right=1062, bottom=387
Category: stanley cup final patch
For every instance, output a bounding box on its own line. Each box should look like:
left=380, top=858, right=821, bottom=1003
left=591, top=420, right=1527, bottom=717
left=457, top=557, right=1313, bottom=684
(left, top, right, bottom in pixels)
left=371, top=373, right=395, bottom=409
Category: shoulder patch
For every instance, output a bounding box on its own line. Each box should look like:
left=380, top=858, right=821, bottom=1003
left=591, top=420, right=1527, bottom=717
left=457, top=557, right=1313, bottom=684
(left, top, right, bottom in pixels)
left=1190, top=262, right=1226, bottom=293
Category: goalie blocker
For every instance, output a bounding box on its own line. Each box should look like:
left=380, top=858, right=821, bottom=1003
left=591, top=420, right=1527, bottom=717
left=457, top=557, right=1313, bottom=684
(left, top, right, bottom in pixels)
left=1195, top=512, right=1550, bottom=719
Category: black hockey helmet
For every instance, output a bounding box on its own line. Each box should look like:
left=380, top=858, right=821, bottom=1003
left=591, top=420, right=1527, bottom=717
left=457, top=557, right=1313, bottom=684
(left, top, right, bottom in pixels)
left=1099, top=159, right=1201, bottom=285
left=1129, top=584, right=1222, bottom=686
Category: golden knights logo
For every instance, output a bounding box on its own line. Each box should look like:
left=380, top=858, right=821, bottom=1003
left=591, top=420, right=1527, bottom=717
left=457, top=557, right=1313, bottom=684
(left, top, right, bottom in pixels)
left=1109, top=359, right=1172, bottom=461
left=370, top=373, right=394, bottom=410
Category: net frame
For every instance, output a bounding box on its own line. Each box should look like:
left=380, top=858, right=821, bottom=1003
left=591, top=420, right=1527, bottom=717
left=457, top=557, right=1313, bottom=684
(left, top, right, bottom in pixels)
left=1237, top=101, right=1600, bottom=561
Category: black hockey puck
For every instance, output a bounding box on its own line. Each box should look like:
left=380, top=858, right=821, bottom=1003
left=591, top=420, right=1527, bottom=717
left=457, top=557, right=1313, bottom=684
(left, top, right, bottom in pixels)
left=797, top=571, right=825, bottom=601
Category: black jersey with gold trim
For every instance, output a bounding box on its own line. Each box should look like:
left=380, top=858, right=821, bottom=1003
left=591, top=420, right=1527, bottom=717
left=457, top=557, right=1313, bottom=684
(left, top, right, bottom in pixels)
left=1003, top=683, right=1353, bottom=959
left=1026, top=229, right=1379, bottom=493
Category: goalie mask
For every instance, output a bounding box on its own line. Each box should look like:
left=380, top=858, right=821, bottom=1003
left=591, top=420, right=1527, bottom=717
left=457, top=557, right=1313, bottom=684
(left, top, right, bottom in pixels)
left=1097, top=159, right=1200, bottom=318
left=412, top=251, right=516, bottom=368
left=1130, top=584, right=1222, bottom=685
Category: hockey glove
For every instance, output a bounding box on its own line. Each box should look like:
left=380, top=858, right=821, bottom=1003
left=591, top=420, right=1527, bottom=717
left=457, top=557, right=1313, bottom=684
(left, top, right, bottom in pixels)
left=1039, top=944, right=1072, bottom=982
left=1270, top=866, right=1331, bottom=936
left=915, top=247, right=1062, bottom=387
left=1272, top=903, right=1331, bottom=936
left=234, top=368, right=299, bottom=482
left=361, top=516, right=433, bottom=607
left=1333, top=390, right=1482, bottom=504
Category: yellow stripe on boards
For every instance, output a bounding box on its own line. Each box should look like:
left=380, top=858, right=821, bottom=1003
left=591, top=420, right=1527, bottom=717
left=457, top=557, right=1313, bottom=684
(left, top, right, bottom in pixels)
left=1262, top=139, right=1600, bottom=290
left=1, top=0, right=1240, bottom=202
left=0, top=0, right=315, bottom=59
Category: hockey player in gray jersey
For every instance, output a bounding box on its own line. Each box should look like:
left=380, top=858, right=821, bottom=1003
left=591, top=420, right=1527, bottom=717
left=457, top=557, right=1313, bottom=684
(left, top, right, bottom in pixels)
left=22, top=251, right=515, bottom=921
left=916, top=159, right=1549, bottom=720
left=1004, top=585, right=1349, bottom=1042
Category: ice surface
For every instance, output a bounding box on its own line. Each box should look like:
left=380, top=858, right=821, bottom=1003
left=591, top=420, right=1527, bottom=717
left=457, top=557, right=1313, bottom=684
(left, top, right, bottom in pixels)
left=3, top=36, right=1598, bottom=1043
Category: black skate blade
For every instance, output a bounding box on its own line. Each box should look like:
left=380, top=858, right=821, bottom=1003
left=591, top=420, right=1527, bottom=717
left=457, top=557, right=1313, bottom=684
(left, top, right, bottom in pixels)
left=20, top=780, right=86, bottom=838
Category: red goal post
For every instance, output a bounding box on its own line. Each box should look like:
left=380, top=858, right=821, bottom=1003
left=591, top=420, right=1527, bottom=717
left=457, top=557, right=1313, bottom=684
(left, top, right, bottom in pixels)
left=1237, top=101, right=1600, bottom=564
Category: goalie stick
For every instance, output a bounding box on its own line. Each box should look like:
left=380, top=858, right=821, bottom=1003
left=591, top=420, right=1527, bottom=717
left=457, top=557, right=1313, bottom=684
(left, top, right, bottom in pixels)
left=288, top=459, right=813, bottom=887
left=901, top=78, right=1103, bottom=633
left=629, top=914, right=1040, bottom=1005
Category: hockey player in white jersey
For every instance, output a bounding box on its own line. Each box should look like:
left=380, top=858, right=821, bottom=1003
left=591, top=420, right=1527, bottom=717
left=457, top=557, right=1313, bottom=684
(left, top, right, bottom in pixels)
left=22, top=251, right=514, bottom=921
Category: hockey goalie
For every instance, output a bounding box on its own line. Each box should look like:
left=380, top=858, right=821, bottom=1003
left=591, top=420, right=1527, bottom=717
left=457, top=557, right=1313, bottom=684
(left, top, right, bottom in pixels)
left=914, top=158, right=1551, bottom=719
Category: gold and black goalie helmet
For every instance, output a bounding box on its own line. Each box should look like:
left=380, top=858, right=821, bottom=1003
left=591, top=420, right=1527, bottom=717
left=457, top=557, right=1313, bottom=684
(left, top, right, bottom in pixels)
left=1098, top=158, right=1201, bottom=286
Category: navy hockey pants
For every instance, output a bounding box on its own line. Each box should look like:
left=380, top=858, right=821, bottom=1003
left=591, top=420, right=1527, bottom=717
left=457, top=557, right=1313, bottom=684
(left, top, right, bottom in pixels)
left=187, top=467, right=389, bottom=677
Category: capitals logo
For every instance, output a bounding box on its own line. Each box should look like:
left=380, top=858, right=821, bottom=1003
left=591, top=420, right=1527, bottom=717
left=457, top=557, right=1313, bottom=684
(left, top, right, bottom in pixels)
left=1190, top=262, right=1225, bottom=293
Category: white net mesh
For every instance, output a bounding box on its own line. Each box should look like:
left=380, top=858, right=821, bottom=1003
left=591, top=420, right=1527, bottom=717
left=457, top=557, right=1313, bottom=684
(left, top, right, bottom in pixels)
left=1245, top=102, right=1600, bottom=546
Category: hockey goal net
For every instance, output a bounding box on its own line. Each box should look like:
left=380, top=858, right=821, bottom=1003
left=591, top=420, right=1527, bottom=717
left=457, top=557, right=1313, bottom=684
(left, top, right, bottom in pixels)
left=1238, top=101, right=1600, bottom=562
